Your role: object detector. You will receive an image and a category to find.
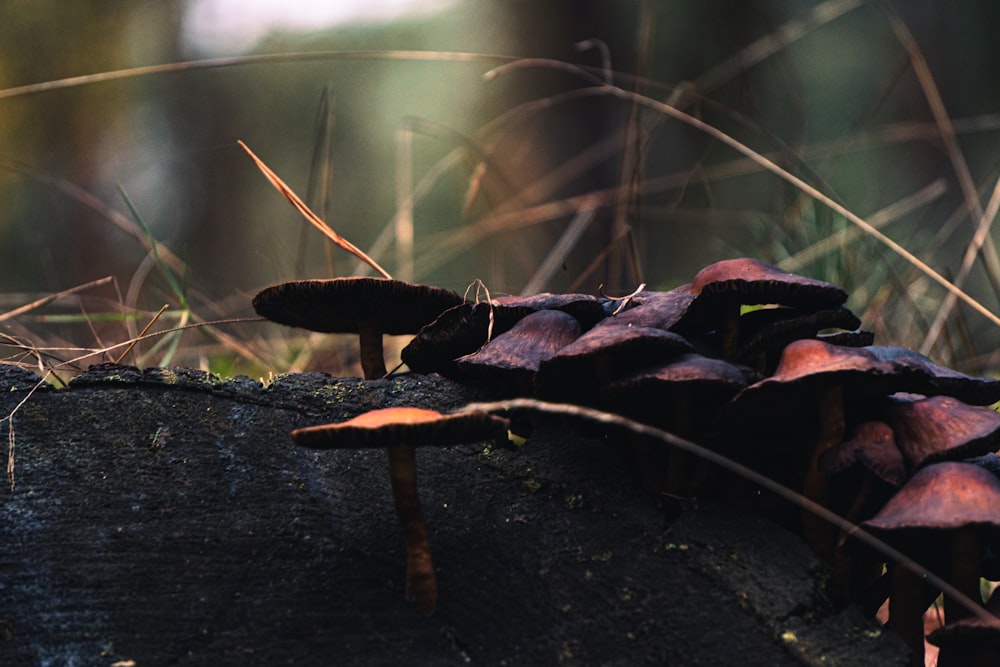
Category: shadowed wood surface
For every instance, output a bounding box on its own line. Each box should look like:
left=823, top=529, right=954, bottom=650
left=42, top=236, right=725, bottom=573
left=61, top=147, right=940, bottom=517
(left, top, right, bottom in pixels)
left=0, top=364, right=906, bottom=666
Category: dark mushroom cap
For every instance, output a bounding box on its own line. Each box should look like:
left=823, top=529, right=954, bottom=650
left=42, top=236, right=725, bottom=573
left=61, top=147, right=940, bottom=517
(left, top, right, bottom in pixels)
left=817, top=420, right=907, bottom=487
left=253, top=277, right=464, bottom=335
left=291, top=407, right=510, bottom=449
left=535, top=325, right=694, bottom=402
left=926, top=586, right=1000, bottom=649
left=815, top=330, right=875, bottom=348
left=734, top=305, right=863, bottom=365
left=454, top=309, right=581, bottom=393
left=599, top=352, right=748, bottom=427
left=690, top=258, right=848, bottom=309
left=883, top=394, right=1000, bottom=472
left=598, top=285, right=697, bottom=331
left=866, top=345, right=1000, bottom=406
left=401, top=294, right=605, bottom=374
left=732, top=339, right=915, bottom=408
left=862, top=461, right=1000, bottom=535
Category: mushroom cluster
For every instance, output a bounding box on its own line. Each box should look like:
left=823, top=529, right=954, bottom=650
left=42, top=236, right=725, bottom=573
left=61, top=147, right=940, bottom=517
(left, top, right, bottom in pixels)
left=255, top=260, right=1000, bottom=663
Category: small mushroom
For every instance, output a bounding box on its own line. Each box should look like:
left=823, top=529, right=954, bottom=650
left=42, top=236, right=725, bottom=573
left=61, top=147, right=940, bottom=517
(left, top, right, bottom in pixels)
left=534, top=324, right=695, bottom=405
left=927, top=586, right=1000, bottom=667
left=867, top=345, right=1000, bottom=406
left=882, top=394, right=1000, bottom=473
left=253, top=277, right=464, bottom=379
left=686, top=258, right=848, bottom=358
left=861, top=462, right=1000, bottom=662
left=454, top=309, right=582, bottom=397
left=401, top=293, right=603, bottom=376
left=729, top=339, right=920, bottom=557
left=292, top=407, right=510, bottom=613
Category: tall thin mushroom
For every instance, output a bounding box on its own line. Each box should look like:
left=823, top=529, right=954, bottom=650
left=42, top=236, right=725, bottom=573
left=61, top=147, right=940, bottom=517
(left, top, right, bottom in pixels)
left=292, top=407, right=510, bottom=613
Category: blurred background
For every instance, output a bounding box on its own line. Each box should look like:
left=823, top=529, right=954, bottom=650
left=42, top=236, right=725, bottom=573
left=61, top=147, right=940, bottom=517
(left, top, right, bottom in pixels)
left=1, top=0, right=999, bottom=378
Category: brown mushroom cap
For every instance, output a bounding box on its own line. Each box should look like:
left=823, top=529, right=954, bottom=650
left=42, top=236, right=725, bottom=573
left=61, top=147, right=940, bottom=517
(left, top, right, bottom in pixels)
left=400, top=294, right=605, bottom=374
left=291, top=407, right=510, bottom=449
left=883, top=394, right=1000, bottom=472
left=454, top=309, right=582, bottom=394
left=729, top=339, right=918, bottom=421
left=689, top=258, right=848, bottom=308
left=599, top=285, right=697, bottom=331
left=734, top=305, right=862, bottom=365
left=534, top=324, right=694, bottom=402
left=253, top=277, right=464, bottom=335
left=818, top=420, right=907, bottom=487
left=863, top=461, right=1000, bottom=534
left=867, top=345, right=1000, bottom=406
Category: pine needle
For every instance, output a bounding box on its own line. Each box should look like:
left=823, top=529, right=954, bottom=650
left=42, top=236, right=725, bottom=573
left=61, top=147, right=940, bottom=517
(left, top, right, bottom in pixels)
left=238, top=140, right=392, bottom=279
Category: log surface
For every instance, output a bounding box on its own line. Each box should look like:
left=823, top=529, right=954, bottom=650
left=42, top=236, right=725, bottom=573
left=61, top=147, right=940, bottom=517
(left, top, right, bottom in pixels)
left=0, top=364, right=905, bottom=666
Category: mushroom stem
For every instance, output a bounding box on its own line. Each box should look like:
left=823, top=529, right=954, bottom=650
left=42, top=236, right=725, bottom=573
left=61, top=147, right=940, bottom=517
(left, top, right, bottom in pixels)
left=802, top=385, right=845, bottom=559
left=358, top=318, right=388, bottom=379
left=944, top=526, right=982, bottom=623
left=887, top=562, right=927, bottom=667
left=386, top=444, right=436, bottom=613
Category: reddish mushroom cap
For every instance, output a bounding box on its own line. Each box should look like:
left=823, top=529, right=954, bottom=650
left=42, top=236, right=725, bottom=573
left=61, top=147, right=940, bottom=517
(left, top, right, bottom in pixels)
left=863, top=461, right=1000, bottom=534
left=690, top=258, right=848, bottom=308
left=291, top=407, right=510, bottom=449
left=883, top=394, right=1000, bottom=472
left=817, top=420, right=907, bottom=487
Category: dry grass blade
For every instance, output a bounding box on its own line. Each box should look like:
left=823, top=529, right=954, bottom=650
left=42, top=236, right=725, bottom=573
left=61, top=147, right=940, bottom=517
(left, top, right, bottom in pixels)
left=0, top=276, right=114, bottom=324
left=114, top=303, right=169, bottom=365
left=778, top=179, right=948, bottom=272
left=695, top=0, right=864, bottom=94
left=460, top=397, right=999, bottom=626
left=884, top=7, right=1000, bottom=353
left=920, top=174, right=1000, bottom=355
left=238, top=140, right=392, bottom=279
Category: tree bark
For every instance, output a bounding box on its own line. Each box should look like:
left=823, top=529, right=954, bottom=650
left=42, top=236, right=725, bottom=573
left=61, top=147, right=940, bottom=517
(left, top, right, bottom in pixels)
left=0, top=364, right=905, bottom=666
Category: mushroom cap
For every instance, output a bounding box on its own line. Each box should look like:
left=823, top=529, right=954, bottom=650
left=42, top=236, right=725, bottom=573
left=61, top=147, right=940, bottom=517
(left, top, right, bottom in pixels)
left=598, top=285, right=697, bottom=331
left=862, top=461, right=1000, bottom=534
left=689, top=258, right=848, bottom=309
left=866, top=345, right=1000, bottom=406
left=732, top=339, right=917, bottom=408
left=734, top=305, right=863, bottom=365
left=291, top=407, right=510, bottom=449
left=454, top=309, right=581, bottom=392
left=926, top=588, right=1000, bottom=648
left=253, top=277, right=464, bottom=335
left=817, top=420, right=907, bottom=487
left=601, top=352, right=748, bottom=397
left=400, top=294, right=604, bottom=374
left=883, top=394, right=1000, bottom=471
left=534, top=324, right=694, bottom=401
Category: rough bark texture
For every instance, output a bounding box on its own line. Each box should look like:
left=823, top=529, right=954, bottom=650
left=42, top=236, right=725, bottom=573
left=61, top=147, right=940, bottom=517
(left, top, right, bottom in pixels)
left=0, top=364, right=907, bottom=666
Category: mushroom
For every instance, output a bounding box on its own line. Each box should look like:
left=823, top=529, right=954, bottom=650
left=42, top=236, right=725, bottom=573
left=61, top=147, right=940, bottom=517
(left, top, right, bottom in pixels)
left=927, top=586, right=1000, bottom=667
left=733, top=305, right=862, bottom=373
left=882, top=394, right=1000, bottom=474
left=685, top=258, right=848, bottom=358
left=598, top=352, right=748, bottom=497
left=861, top=461, right=1000, bottom=663
left=534, top=324, right=695, bottom=405
left=817, top=421, right=906, bottom=605
left=453, top=309, right=582, bottom=397
left=728, top=338, right=920, bottom=557
left=867, top=345, right=1000, bottom=406
left=401, top=293, right=604, bottom=376
left=253, top=277, right=464, bottom=379
left=292, top=407, right=510, bottom=613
